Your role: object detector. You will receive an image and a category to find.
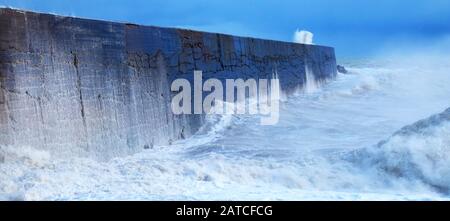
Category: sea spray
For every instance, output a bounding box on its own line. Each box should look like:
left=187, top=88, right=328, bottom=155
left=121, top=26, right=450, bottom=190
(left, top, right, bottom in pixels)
left=294, top=30, right=314, bottom=45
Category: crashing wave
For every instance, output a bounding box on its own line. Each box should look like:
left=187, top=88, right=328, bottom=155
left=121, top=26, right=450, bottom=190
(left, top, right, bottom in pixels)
left=357, top=107, right=450, bottom=192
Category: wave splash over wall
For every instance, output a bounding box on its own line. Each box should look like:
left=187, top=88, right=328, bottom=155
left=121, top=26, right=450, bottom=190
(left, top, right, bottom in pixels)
left=294, top=30, right=314, bottom=45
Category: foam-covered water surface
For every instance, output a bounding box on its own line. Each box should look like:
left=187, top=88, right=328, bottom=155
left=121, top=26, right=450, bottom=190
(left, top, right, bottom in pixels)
left=1, top=54, right=450, bottom=200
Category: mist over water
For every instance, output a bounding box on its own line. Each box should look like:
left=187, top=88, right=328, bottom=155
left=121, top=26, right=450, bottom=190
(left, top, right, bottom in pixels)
left=1, top=48, right=450, bottom=200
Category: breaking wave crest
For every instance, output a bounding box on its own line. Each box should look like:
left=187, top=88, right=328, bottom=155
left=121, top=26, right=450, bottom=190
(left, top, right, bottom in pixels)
left=354, top=108, right=450, bottom=192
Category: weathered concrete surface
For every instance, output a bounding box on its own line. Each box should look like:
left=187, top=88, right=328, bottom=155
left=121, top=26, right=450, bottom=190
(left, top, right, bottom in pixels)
left=0, top=8, right=337, bottom=159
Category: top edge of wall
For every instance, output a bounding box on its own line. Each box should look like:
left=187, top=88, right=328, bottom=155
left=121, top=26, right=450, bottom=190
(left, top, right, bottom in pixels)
left=0, top=7, right=334, bottom=50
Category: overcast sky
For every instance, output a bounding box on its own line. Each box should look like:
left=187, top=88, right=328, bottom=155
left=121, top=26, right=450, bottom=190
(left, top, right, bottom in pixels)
left=1, top=0, right=449, bottom=57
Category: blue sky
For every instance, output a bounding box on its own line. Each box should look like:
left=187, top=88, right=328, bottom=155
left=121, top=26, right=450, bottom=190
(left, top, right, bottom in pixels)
left=1, top=0, right=449, bottom=57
